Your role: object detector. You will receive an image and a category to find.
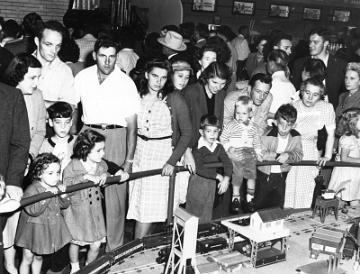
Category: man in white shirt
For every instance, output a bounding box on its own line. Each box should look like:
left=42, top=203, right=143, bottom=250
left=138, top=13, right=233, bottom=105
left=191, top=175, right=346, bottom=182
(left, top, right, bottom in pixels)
left=115, top=35, right=139, bottom=75
left=75, top=38, right=140, bottom=252
left=34, top=20, right=76, bottom=108
left=231, top=25, right=251, bottom=62
left=75, top=21, right=97, bottom=62
left=266, top=49, right=295, bottom=120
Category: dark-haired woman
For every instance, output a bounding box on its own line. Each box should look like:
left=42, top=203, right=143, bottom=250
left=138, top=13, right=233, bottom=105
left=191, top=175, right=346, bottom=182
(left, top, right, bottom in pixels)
left=3, top=53, right=46, bottom=164
left=2, top=53, right=46, bottom=274
left=183, top=61, right=232, bottom=148
left=127, top=57, right=192, bottom=238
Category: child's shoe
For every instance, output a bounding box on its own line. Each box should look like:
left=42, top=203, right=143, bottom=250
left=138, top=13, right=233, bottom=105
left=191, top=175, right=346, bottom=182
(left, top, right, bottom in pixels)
left=246, top=194, right=255, bottom=212
left=70, top=261, right=80, bottom=274
left=231, top=195, right=241, bottom=212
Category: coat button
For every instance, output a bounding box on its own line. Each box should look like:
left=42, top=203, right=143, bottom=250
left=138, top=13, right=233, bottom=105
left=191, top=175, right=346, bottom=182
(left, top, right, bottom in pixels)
left=90, top=201, right=92, bottom=205
left=89, top=194, right=92, bottom=198
left=97, top=197, right=100, bottom=201
left=148, top=110, right=151, bottom=113
left=95, top=191, right=98, bottom=194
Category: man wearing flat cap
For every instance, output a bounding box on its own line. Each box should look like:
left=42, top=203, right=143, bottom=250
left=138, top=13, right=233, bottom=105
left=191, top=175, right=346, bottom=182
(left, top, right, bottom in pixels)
left=158, top=30, right=190, bottom=63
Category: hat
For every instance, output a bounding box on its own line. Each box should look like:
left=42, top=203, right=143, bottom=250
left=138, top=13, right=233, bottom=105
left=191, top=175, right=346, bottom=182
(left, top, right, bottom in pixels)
left=157, top=31, right=187, bottom=52
left=172, top=60, right=193, bottom=74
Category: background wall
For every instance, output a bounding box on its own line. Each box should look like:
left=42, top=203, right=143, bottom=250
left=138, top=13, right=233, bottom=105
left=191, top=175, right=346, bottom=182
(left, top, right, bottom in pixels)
left=181, top=0, right=360, bottom=41
left=0, top=0, right=69, bottom=22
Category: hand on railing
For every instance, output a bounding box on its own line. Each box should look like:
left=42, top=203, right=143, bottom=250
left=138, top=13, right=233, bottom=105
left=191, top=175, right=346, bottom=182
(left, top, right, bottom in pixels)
left=162, top=163, right=175, bottom=176
left=115, top=169, right=130, bottom=182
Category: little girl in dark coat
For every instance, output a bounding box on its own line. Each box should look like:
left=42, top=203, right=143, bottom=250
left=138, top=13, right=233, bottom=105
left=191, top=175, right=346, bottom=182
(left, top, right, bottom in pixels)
left=63, top=129, right=128, bottom=273
left=15, top=153, right=71, bottom=274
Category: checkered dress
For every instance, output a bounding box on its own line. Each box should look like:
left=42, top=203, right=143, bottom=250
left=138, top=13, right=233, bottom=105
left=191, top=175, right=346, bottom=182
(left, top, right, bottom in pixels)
left=127, top=98, right=174, bottom=223
left=284, top=100, right=335, bottom=208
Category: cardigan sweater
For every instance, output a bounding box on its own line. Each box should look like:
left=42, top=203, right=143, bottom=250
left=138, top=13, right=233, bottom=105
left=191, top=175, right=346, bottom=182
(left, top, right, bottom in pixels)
left=165, top=90, right=192, bottom=166
left=24, top=89, right=46, bottom=158
left=258, top=127, right=303, bottom=175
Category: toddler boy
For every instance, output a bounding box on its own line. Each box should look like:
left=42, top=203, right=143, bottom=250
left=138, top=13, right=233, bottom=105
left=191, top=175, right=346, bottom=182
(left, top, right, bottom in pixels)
left=186, top=115, right=233, bottom=223
left=220, top=96, right=262, bottom=211
left=254, top=104, right=303, bottom=209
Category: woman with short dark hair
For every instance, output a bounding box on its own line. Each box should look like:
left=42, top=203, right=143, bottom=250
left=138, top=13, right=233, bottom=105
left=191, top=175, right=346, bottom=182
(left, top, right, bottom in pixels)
left=183, top=61, right=232, bottom=149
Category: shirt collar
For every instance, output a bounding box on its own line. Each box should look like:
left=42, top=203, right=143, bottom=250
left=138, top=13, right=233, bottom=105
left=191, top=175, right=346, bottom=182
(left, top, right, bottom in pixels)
left=32, top=50, right=60, bottom=69
left=198, top=137, right=219, bottom=152
left=312, top=52, right=329, bottom=67
left=272, top=71, right=286, bottom=78
left=168, top=53, right=178, bottom=59
left=48, top=135, right=74, bottom=147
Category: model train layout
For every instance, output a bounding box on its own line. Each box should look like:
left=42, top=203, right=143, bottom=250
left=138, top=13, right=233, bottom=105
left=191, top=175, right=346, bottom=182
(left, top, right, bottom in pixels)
left=74, top=206, right=360, bottom=274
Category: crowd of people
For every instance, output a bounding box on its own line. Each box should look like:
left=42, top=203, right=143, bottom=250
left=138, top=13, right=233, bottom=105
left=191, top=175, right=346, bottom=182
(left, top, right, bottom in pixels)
left=1, top=9, right=360, bottom=274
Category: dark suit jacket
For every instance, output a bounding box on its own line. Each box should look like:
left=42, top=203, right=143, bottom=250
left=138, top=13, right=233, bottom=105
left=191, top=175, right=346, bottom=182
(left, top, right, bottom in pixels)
left=0, top=82, right=30, bottom=253
left=182, top=82, right=226, bottom=148
left=4, top=36, right=37, bottom=56
left=291, top=55, right=348, bottom=108
left=0, top=47, right=14, bottom=75
left=0, top=82, right=30, bottom=187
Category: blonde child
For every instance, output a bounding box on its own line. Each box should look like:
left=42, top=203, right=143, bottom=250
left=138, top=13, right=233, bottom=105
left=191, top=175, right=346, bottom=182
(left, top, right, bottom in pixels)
left=329, top=108, right=360, bottom=206
left=63, top=129, right=128, bottom=273
left=15, top=153, right=71, bottom=274
left=220, top=95, right=262, bottom=211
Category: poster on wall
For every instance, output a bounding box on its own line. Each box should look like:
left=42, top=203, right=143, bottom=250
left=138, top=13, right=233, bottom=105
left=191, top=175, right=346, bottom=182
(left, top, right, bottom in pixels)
left=192, top=0, right=217, bottom=12
left=302, top=7, right=321, bottom=20
left=232, top=1, right=255, bottom=16
left=332, top=10, right=350, bottom=22
left=269, top=4, right=290, bottom=18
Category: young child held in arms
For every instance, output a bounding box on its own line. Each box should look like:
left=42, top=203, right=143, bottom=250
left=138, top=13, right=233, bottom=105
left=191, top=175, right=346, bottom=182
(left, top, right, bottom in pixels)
left=63, top=129, right=128, bottom=273
left=15, top=153, right=72, bottom=274
left=329, top=108, right=360, bottom=206
left=186, top=115, right=233, bottom=223
left=220, top=96, right=262, bottom=211
left=39, top=101, right=77, bottom=177
left=254, top=104, right=303, bottom=209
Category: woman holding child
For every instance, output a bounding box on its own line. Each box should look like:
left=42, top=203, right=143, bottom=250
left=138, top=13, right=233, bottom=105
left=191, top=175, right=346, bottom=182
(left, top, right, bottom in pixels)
left=284, top=77, right=336, bottom=208
left=127, top=57, right=192, bottom=238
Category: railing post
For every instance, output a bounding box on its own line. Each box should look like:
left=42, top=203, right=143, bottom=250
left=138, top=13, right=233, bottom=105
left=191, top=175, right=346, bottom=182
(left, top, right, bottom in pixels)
left=166, top=173, right=177, bottom=227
